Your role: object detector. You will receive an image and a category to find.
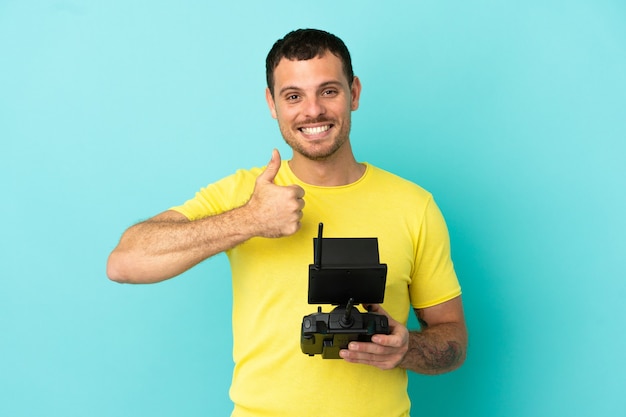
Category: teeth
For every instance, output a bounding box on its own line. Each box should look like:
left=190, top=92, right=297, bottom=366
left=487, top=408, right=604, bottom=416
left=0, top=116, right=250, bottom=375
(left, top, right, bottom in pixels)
left=301, top=125, right=330, bottom=135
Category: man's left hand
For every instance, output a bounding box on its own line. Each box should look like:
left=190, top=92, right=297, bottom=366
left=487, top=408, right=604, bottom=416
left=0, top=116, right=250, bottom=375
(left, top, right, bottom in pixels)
left=339, top=304, right=409, bottom=370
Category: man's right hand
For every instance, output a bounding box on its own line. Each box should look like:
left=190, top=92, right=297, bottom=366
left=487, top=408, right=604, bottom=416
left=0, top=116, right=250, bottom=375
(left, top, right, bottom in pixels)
left=246, top=149, right=305, bottom=238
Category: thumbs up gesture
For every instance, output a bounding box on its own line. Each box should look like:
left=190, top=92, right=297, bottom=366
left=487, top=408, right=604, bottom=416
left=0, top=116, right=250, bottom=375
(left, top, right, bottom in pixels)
left=246, top=149, right=305, bottom=238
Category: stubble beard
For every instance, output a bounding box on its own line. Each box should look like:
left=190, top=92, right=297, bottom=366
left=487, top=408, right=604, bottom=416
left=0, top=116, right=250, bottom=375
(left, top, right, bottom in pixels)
left=279, top=117, right=352, bottom=161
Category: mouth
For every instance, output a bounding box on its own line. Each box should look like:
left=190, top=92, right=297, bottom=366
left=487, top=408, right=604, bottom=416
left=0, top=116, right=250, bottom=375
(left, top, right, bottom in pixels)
left=298, top=124, right=332, bottom=136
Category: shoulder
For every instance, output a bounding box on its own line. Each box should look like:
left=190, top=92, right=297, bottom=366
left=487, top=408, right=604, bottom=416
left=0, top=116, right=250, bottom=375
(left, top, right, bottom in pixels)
left=171, top=165, right=264, bottom=220
left=366, top=164, right=433, bottom=200
left=205, top=164, right=268, bottom=192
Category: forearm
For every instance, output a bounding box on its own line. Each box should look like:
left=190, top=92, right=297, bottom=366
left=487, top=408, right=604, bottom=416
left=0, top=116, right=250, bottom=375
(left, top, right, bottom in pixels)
left=108, top=152, right=305, bottom=284
left=107, top=206, right=258, bottom=284
left=398, top=323, right=467, bottom=375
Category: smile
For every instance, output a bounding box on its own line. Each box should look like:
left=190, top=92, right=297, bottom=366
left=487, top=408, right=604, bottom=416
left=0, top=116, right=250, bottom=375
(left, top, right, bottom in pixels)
left=300, top=125, right=331, bottom=135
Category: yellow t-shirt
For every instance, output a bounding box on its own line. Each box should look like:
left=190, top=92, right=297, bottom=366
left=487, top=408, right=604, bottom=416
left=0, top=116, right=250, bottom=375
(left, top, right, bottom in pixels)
left=172, top=161, right=461, bottom=417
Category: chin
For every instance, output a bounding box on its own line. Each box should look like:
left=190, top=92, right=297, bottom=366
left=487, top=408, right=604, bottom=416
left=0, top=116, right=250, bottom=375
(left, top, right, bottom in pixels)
left=295, top=141, right=344, bottom=161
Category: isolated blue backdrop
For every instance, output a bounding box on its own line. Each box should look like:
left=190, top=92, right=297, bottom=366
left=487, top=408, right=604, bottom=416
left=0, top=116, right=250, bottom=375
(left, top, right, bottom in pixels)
left=1, top=1, right=625, bottom=416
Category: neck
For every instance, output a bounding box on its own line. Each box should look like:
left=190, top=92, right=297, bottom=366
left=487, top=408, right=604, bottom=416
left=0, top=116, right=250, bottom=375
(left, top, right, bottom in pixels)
left=288, top=143, right=365, bottom=186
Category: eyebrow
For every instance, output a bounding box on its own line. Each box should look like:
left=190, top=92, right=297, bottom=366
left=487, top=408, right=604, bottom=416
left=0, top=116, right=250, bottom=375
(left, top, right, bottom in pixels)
left=278, top=80, right=344, bottom=96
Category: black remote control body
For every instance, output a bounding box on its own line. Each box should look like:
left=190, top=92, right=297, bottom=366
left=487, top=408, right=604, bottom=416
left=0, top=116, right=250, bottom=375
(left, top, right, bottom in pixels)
left=301, top=305, right=390, bottom=359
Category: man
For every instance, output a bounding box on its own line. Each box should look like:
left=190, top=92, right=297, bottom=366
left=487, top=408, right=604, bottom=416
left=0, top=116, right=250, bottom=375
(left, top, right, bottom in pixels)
left=108, top=29, right=467, bottom=417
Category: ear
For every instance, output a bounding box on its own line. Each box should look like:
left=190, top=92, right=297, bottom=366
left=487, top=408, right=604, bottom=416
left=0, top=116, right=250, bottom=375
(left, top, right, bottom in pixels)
left=265, top=87, right=278, bottom=119
left=350, top=76, right=362, bottom=111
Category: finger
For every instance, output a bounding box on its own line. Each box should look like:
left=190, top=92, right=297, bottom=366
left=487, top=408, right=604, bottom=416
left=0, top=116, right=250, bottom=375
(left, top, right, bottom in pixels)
left=258, top=149, right=281, bottom=183
left=339, top=348, right=398, bottom=370
left=371, top=332, right=404, bottom=348
left=362, top=304, right=406, bottom=347
left=348, top=341, right=391, bottom=354
left=366, top=304, right=399, bottom=326
left=290, top=184, right=306, bottom=200
left=364, top=304, right=391, bottom=324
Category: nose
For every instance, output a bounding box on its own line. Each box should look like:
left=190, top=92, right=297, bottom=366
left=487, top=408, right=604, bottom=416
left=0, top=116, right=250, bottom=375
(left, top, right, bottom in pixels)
left=303, top=96, right=326, bottom=118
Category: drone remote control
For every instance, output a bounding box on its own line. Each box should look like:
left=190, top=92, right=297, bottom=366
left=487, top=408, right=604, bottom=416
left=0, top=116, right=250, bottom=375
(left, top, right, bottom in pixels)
left=300, top=223, right=390, bottom=359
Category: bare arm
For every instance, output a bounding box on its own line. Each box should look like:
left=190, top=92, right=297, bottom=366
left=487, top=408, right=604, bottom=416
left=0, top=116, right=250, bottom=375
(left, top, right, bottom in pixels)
left=106, top=149, right=305, bottom=284
left=399, top=297, right=467, bottom=374
left=107, top=208, right=256, bottom=284
left=340, top=296, right=467, bottom=374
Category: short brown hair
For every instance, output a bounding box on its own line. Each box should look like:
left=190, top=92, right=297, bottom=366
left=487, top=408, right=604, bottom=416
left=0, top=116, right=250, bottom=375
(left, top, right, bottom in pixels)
left=266, top=29, right=354, bottom=96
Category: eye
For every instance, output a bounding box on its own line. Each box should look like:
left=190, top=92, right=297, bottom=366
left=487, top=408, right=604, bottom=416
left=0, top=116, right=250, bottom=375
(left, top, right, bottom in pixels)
left=285, top=93, right=300, bottom=102
left=322, top=89, right=338, bottom=97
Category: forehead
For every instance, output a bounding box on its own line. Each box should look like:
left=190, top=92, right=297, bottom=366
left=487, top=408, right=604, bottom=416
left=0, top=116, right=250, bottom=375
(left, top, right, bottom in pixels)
left=272, top=53, right=347, bottom=92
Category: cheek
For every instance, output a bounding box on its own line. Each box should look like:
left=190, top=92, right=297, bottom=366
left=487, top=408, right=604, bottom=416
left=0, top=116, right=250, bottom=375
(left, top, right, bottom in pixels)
left=275, top=107, right=297, bottom=125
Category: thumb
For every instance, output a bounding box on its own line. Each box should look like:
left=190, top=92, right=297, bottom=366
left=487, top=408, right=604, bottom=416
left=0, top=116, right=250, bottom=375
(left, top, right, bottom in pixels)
left=365, top=304, right=397, bottom=324
left=258, top=149, right=281, bottom=183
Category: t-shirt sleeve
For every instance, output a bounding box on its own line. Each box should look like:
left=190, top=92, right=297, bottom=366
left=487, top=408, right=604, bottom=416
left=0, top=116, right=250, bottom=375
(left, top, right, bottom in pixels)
left=169, top=169, right=257, bottom=221
left=409, top=196, right=462, bottom=309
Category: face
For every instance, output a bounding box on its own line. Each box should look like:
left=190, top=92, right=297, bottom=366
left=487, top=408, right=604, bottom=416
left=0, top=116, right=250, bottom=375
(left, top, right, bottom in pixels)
left=265, top=53, right=361, bottom=161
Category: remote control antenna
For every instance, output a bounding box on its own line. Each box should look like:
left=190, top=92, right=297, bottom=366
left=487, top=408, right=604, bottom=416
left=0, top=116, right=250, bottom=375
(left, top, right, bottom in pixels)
left=314, top=222, right=324, bottom=270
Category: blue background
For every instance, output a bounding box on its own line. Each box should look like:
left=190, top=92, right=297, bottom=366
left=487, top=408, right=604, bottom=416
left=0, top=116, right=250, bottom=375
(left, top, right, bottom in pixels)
left=2, top=1, right=625, bottom=416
